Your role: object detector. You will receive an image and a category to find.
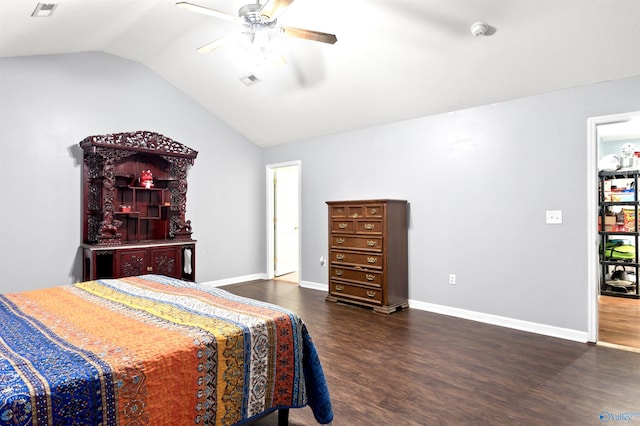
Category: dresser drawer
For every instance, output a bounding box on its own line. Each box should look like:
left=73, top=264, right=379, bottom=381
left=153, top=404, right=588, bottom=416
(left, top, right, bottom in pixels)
left=355, top=220, right=382, bottom=234
left=330, top=281, right=382, bottom=305
left=364, top=204, right=383, bottom=218
left=330, top=205, right=369, bottom=219
left=331, top=220, right=355, bottom=233
left=330, top=235, right=382, bottom=252
left=331, top=266, right=382, bottom=287
left=332, top=219, right=382, bottom=234
left=330, top=250, right=382, bottom=269
left=330, top=205, right=364, bottom=218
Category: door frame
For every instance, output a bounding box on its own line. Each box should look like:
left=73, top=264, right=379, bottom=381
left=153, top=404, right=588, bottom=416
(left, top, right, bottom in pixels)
left=587, top=111, right=640, bottom=343
left=266, top=161, right=301, bottom=280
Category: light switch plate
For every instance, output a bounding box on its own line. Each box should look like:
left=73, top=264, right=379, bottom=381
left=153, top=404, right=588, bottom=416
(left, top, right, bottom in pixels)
left=546, top=210, right=563, bottom=224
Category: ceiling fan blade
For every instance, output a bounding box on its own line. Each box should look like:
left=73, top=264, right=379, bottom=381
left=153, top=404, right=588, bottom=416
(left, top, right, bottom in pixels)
left=270, top=51, right=288, bottom=67
left=282, top=26, right=337, bottom=44
left=196, top=34, right=233, bottom=54
left=175, top=2, right=238, bottom=23
left=259, top=0, right=296, bottom=20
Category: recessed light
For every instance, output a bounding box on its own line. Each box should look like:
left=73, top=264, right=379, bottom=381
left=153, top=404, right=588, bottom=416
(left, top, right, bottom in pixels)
left=31, top=3, right=58, bottom=18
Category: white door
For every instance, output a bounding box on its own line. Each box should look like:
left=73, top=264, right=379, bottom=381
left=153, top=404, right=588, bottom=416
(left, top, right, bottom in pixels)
left=274, top=165, right=299, bottom=277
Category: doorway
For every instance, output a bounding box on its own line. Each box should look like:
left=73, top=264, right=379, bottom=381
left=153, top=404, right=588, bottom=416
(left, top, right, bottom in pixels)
left=266, top=161, right=301, bottom=284
left=588, top=111, right=640, bottom=351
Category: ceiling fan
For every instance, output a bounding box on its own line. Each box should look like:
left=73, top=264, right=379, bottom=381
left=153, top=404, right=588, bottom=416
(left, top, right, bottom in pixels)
left=176, top=0, right=338, bottom=55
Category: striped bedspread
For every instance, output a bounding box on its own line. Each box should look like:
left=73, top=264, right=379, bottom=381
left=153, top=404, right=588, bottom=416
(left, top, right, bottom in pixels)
left=0, top=275, right=332, bottom=425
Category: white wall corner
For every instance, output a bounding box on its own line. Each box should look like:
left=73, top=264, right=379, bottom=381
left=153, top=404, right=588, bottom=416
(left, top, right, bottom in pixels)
left=409, top=299, right=589, bottom=343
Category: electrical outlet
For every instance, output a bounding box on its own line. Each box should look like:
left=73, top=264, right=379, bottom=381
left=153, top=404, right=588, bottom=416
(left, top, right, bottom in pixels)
left=449, top=274, right=456, bottom=285
left=546, top=210, right=563, bottom=224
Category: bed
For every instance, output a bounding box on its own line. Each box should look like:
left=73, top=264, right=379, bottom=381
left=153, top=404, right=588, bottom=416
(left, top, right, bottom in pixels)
left=0, top=275, right=333, bottom=426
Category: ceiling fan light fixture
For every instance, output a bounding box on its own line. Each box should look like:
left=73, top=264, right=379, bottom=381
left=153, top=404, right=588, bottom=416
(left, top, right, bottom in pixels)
left=239, top=3, right=264, bottom=24
left=31, top=2, right=58, bottom=18
left=238, top=28, right=276, bottom=55
left=179, top=0, right=338, bottom=57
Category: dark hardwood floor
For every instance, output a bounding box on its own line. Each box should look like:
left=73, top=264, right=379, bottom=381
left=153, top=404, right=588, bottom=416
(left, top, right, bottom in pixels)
left=599, top=295, right=640, bottom=350
left=224, top=280, right=640, bottom=425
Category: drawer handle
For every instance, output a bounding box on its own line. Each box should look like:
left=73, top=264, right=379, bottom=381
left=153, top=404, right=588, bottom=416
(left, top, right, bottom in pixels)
left=336, top=285, right=344, bottom=291
left=335, top=269, right=343, bottom=276
left=366, top=291, right=376, bottom=298
left=338, top=223, right=348, bottom=229
left=364, top=223, right=375, bottom=230
left=336, top=254, right=345, bottom=260
left=352, top=213, right=359, bottom=218
left=367, top=257, right=377, bottom=264
left=366, top=274, right=375, bottom=281
left=371, top=208, right=377, bottom=214
left=367, top=240, right=377, bottom=247
left=336, top=238, right=345, bottom=244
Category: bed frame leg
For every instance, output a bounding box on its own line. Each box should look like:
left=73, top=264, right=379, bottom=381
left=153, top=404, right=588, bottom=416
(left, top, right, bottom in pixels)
left=278, top=408, right=289, bottom=426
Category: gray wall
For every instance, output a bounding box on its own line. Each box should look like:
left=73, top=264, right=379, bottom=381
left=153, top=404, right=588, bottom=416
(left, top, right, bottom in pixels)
left=263, top=76, right=640, bottom=333
left=0, top=53, right=265, bottom=292
left=2, top=51, right=639, bottom=335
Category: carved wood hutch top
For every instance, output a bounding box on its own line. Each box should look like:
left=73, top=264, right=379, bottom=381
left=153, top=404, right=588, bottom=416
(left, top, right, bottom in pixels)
left=80, top=131, right=198, bottom=247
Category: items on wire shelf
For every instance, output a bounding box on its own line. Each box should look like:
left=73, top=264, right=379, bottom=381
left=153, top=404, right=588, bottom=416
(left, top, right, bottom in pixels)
left=598, top=169, right=640, bottom=298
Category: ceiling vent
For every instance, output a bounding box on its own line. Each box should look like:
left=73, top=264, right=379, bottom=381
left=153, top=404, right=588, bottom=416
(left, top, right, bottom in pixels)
left=31, top=3, right=58, bottom=18
left=240, top=74, right=261, bottom=86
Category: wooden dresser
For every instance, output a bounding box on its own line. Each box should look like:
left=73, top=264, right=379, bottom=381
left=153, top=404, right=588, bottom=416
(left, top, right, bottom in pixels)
left=326, top=199, right=409, bottom=313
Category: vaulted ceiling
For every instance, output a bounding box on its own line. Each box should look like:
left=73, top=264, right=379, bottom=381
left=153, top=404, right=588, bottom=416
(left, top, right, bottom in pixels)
left=1, top=0, right=639, bottom=147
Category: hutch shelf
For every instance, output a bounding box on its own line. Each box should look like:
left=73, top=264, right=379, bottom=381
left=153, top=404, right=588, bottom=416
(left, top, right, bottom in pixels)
left=80, top=131, right=198, bottom=281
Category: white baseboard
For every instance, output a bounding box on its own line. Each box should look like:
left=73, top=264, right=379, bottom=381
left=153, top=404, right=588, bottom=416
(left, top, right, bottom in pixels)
left=201, top=277, right=587, bottom=343
left=409, top=299, right=588, bottom=343
left=299, top=280, right=328, bottom=291
left=200, top=273, right=267, bottom=288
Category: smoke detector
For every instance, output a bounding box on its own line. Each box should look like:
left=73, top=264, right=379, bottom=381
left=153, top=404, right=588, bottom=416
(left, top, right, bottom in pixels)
left=470, top=21, right=489, bottom=37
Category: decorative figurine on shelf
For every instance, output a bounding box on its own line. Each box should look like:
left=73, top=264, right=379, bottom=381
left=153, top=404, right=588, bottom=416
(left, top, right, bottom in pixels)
left=140, top=170, right=154, bottom=188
